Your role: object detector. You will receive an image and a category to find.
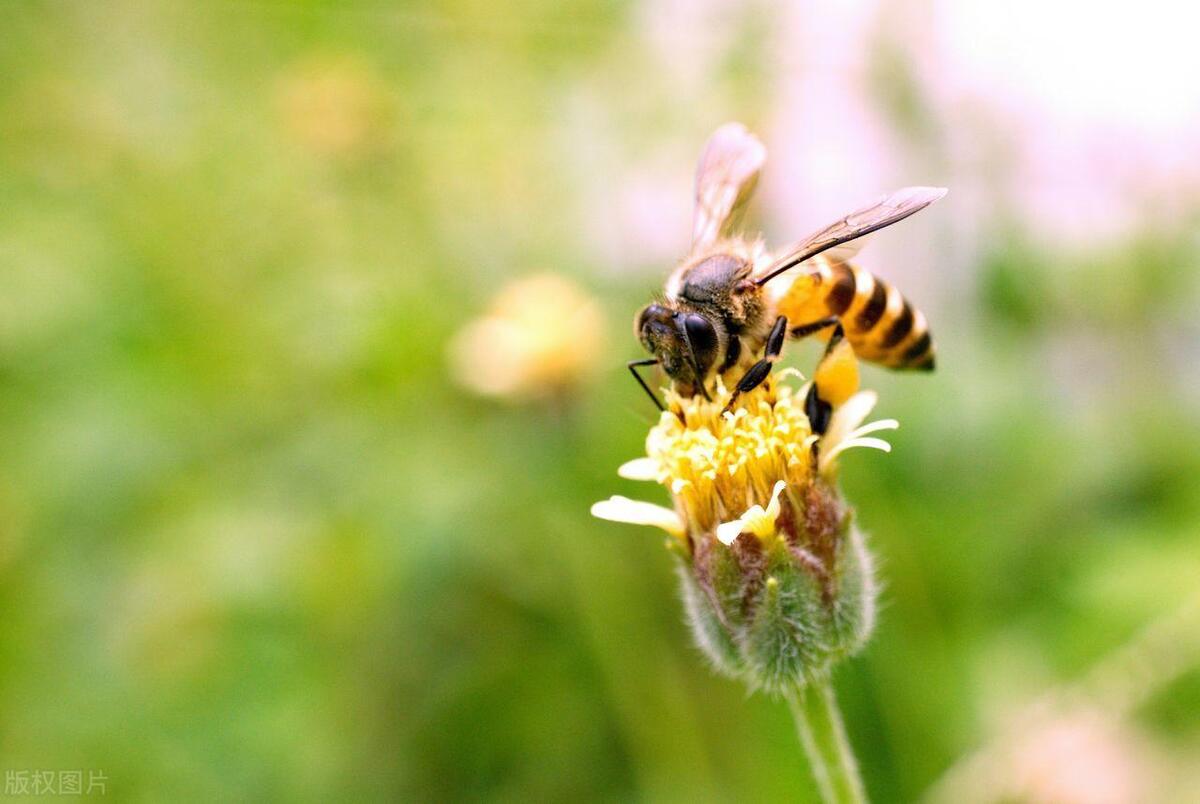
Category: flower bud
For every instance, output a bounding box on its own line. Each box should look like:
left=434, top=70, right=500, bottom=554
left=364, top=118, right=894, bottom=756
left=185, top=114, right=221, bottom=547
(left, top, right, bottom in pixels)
left=675, top=481, right=876, bottom=692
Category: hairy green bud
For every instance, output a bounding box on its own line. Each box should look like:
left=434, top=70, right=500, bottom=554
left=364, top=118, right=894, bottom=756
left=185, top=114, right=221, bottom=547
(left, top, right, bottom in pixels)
left=674, top=478, right=876, bottom=692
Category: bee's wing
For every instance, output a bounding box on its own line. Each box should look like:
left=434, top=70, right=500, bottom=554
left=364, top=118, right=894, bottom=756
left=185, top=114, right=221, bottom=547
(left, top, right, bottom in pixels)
left=754, top=186, right=947, bottom=287
left=691, top=122, right=767, bottom=250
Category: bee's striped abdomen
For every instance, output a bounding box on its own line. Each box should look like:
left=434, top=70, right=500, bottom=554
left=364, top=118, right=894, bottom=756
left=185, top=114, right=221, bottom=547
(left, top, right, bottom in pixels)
left=786, top=258, right=934, bottom=370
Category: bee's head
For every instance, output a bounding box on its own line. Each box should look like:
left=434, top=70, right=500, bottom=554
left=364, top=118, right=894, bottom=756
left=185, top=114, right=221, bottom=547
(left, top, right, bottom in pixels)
left=635, top=302, right=720, bottom=395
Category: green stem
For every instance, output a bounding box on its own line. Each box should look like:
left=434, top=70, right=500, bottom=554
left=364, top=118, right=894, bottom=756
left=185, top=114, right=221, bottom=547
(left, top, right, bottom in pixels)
left=787, top=679, right=867, bottom=804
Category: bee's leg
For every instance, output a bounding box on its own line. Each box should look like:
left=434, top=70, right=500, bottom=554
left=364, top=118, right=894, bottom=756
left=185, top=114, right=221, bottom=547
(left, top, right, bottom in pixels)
left=722, top=315, right=788, bottom=414
left=789, top=315, right=840, bottom=339
left=805, top=324, right=858, bottom=435
left=627, top=358, right=666, bottom=413
left=804, top=382, right=833, bottom=435
left=786, top=317, right=849, bottom=434
left=716, top=335, right=742, bottom=374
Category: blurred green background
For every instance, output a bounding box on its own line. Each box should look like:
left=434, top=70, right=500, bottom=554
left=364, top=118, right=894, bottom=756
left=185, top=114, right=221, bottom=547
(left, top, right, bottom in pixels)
left=2, top=1, right=1199, bottom=801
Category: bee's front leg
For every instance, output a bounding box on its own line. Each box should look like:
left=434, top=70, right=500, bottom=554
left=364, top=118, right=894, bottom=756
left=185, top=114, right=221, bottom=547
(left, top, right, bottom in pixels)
left=722, top=315, right=788, bottom=414
left=627, top=358, right=666, bottom=412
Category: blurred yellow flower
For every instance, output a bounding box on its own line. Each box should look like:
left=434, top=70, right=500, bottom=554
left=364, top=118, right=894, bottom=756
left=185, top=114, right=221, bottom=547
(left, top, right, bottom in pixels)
left=276, top=55, right=391, bottom=159
left=448, top=274, right=606, bottom=401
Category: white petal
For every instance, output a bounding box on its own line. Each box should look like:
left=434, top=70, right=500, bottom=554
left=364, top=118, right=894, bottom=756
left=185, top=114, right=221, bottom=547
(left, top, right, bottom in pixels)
left=820, top=436, right=893, bottom=472
left=756, top=480, right=787, bottom=528
left=840, top=436, right=893, bottom=453
left=715, top=480, right=787, bottom=545
left=848, top=418, right=899, bottom=438
left=776, top=367, right=805, bottom=382
left=822, top=390, right=879, bottom=449
left=617, top=457, right=659, bottom=481
left=591, top=497, right=684, bottom=536
left=716, top=519, right=744, bottom=546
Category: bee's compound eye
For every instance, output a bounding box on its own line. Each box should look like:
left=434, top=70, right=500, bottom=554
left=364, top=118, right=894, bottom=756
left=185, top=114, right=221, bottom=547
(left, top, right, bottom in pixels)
left=682, top=314, right=718, bottom=365
left=634, top=305, right=651, bottom=334
left=636, top=303, right=668, bottom=331
left=635, top=303, right=671, bottom=349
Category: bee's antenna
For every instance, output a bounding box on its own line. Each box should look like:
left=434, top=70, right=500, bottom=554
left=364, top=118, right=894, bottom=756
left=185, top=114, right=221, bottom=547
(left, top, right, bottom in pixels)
left=627, top=358, right=666, bottom=412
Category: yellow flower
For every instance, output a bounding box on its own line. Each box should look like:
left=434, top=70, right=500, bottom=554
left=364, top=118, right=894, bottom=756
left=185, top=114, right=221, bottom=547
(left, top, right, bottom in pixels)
left=591, top=369, right=894, bottom=690
left=276, top=55, right=391, bottom=159
left=592, top=372, right=897, bottom=542
left=448, top=274, right=606, bottom=401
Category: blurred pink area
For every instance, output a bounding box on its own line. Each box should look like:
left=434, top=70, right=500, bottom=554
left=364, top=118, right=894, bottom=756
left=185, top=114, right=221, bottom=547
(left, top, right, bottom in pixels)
left=1011, top=709, right=1155, bottom=804
left=588, top=0, right=1199, bottom=277
left=931, top=0, right=1200, bottom=242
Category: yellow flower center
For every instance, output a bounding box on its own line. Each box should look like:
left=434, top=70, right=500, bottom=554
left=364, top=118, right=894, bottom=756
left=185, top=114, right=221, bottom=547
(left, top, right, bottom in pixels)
left=648, top=375, right=816, bottom=535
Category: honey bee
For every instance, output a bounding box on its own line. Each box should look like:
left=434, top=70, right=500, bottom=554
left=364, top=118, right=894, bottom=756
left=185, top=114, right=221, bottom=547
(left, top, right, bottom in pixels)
left=630, top=122, right=946, bottom=432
